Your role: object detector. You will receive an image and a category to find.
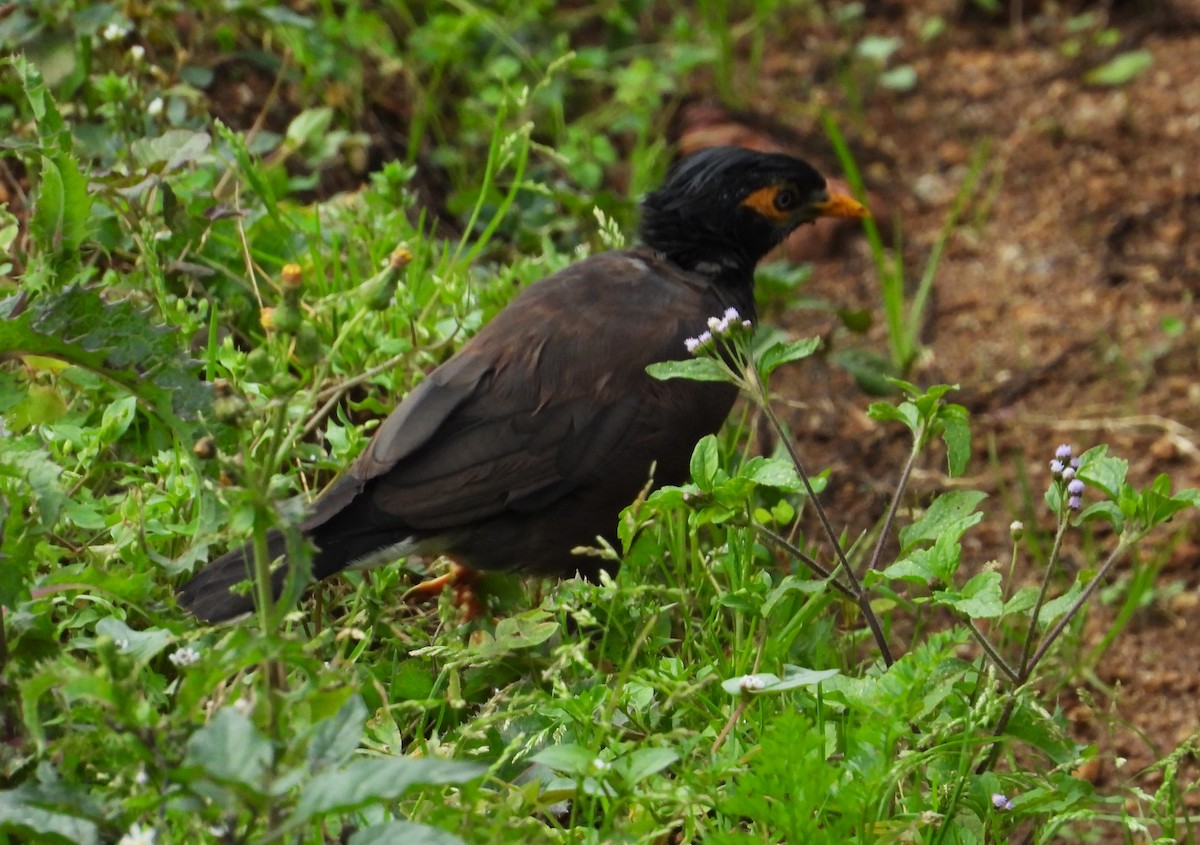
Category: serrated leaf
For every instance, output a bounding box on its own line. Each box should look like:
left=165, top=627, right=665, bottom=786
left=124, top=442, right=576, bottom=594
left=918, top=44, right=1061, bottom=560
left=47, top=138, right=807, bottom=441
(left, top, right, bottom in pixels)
left=185, top=708, right=273, bottom=794
left=935, top=571, right=1004, bottom=618
left=293, top=758, right=482, bottom=821
left=0, top=442, right=65, bottom=531
left=0, top=285, right=211, bottom=432
left=349, top=821, right=468, bottom=845
left=882, top=530, right=961, bottom=584
left=307, top=695, right=367, bottom=770
left=898, top=490, right=987, bottom=552
left=1077, top=447, right=1127, bottom=500
left=646, top=358, right=731, bottom=383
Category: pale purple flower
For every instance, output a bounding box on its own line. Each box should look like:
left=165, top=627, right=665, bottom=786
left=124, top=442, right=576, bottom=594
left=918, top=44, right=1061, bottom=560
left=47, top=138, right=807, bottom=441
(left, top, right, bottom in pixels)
left=1055, top=444, right=1072, bottom=460
left=1067, top=479, right=1085, bottom=496
left=991, top=792, right=1014, bottom=811
left=1049, top=459, right=1065, bottom=475
left=1069, top=495, right=1083, bottom=511
left=1061, top=466, right=1076, bottom=481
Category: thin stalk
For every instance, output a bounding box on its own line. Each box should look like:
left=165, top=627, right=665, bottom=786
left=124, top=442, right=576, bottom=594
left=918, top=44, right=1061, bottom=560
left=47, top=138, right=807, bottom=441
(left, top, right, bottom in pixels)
left=752, top=524, right=854, bottom=599
left=750, top=365, right=894, bottom=667
left=1023, top=540, right=1130, bottom=675
left=966, top=619, right=1019, bottom=683
left=863, top=433, right=923, bottom=577
left=1018, top=509, right=1070, bottom=677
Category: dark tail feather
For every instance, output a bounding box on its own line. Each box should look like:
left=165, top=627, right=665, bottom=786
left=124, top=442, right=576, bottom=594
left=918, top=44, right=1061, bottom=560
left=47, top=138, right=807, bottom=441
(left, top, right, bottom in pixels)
left=177, top=530, right=291, bottom=622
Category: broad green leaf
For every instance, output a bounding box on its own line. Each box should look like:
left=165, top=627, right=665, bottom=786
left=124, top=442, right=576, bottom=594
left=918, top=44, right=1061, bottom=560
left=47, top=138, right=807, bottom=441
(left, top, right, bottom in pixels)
left=294, top=757, right=482, bottom=821
left=0, top=286, right=212, bottom=431
left=646, top=358, right=731, bottom=383
left=882, top=530, right=961, bottom=585
left=185, top=708, right=273, bottom=794
left=307, top=695, right=367, bottom=770
left=349, top=821, right=468, bottom=845
left=898, top=490, right=987, bottom=552
left=0, top=791, right=97, bottom=845
left=1077, top=446, right=1127, bottom=500
left=934, top=571, right=1003, bottom=618
left=130, top=129, right=213, bottom=171
left=95, top=618, right=172, bottom=662
left=531, top=744, right=600, bottom=777
left=756, top=337, right=819, bottom=379
left=612, top=748, right=678, bottom=786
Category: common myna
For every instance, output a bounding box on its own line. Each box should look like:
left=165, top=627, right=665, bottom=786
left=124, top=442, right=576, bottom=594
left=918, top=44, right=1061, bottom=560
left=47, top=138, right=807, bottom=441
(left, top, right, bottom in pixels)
left=179, top=146, right=868, bottom=622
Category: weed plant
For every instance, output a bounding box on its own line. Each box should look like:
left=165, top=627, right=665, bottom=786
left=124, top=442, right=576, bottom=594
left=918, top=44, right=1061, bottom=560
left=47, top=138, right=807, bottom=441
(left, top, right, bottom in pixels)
left=0, top=3, right=1196, bottom=844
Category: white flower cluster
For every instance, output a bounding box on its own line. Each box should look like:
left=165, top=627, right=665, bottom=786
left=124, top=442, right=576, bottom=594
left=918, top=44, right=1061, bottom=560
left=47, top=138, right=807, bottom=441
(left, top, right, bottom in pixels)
left=684, top=307, right=753, bottom=354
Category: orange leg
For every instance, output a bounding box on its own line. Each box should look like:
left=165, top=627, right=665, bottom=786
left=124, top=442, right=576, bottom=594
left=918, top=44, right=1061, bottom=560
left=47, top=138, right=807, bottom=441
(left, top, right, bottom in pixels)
left=402, top=561, right=482, bottom=620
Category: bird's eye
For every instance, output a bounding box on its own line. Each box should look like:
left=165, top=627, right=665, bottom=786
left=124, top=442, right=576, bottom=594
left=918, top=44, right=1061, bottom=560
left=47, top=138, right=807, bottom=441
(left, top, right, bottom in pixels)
left=774, top=186, right=798, bottom=211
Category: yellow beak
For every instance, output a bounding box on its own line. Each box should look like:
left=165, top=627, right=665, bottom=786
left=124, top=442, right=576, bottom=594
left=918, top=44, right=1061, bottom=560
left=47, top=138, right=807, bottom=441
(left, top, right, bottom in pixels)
left=813, top=191, right=870, bottom=219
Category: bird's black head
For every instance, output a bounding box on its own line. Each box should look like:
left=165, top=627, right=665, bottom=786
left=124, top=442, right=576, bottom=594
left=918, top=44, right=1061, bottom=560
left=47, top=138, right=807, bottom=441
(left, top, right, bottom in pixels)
left=639, top=146, right=868, bottom=279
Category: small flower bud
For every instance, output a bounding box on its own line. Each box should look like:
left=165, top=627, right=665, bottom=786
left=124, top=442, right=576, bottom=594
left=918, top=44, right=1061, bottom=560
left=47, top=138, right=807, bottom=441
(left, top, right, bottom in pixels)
left=1055, top=444, right=1072, bottom=460
left=1009, top=520, right=1024, bottom=539
left=193, top=436, right=216, bottom=460
left=991, top=793, right=1014, bottom=811
left=1067, top=479, right=1085, bottom=496
left=1068, top=495, right=1083, bottom=510
left=1061, top=466, right=1076, bottom=481
left=1049, top=459, right=1065, bottom=475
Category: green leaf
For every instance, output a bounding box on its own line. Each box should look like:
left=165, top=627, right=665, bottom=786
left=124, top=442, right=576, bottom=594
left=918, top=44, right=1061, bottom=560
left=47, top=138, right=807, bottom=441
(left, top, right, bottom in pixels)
left=286, top=107, right=335, bottom=149
left=867, top=399, right=920, bottom=435
left=350, top=821, right=468, bottom=845
left=0, top=286, right=211, bottom=431
left=756, top=336, right=819, bottom=379
left=307, top=695, right=367, bottom=770
left=130, top=129, right=213, bottom=172
left=721, top=665, right=839, bottom=695
left=0, top=790, right=97, bottom=845
left=531, top=744, right=600, bottom=777
left=934, top=571, right=1003, bottom=618
left=94, top=618, right=172, bottom=662
left=612, top=748, right=678, bottom=786
left=1077, top=446, right=1127, bottom=500
left=185, top=708, right=273, bottom=794
left=898, top=490, right=987, bottom=552
left=689, top=435, right=720, bottom=491
left=882, top=530, right=961, bottom=585
left=939, top=404, right=971, bottom=477
left=646, top=358, right=731, bottom=383
left=1084, top=50, right=1152, bottom=86
left=294, top=757, right=482, bottom=821
left=0, top=442, right=65, bottom=530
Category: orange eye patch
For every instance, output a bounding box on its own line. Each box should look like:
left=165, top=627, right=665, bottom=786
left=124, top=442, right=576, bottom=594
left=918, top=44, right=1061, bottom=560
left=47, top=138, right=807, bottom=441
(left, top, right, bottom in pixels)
left=739, top=185, right=792, bottom=222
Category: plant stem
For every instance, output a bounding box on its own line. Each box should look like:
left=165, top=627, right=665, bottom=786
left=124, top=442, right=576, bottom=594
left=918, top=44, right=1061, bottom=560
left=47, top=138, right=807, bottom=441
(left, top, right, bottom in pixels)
left=749, top=365, right=894, bottom=667
left=752, top=524, right=854, bottom=599
left=863, top=434, right=923, bottom=578
left=1018, top=509, right=1070, bottom=677
left=966, top=619, right=1019, bottom=683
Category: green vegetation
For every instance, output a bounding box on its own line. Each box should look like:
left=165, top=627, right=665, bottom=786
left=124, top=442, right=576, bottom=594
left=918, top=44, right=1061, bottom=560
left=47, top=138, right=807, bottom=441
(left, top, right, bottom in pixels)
left=0, top=2, right=1193, bottom=843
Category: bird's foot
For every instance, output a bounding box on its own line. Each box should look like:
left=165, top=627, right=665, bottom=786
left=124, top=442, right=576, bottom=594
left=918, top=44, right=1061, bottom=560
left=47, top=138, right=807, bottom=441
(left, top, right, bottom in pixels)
left=402, top=562, right=482, bottom=620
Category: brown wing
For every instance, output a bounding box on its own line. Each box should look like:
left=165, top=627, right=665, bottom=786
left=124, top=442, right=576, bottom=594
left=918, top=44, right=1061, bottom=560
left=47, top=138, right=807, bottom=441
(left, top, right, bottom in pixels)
left=304, top=248, right=738, bottom=536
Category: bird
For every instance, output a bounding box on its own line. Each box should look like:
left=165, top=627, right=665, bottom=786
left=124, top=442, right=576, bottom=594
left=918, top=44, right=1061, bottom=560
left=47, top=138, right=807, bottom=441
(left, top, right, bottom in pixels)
left=178, top=146, right=868, bottom=623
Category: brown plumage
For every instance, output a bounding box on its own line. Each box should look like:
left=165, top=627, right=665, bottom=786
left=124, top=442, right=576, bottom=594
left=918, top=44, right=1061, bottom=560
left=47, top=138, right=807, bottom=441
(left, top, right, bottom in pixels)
left=179, top=147, right=867, bottom=622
